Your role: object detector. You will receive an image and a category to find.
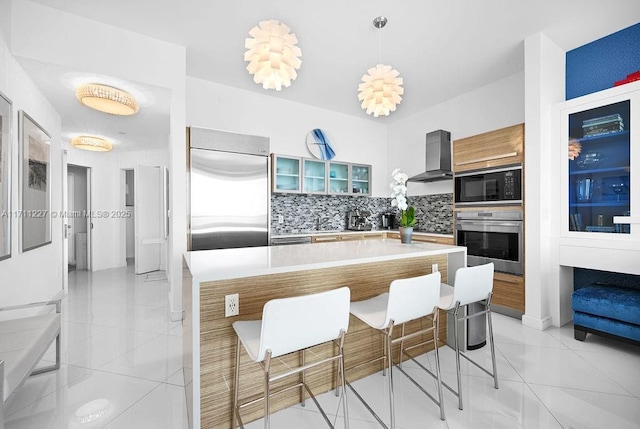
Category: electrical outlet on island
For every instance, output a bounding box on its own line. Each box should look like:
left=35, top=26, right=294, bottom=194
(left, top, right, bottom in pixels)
left=225, top=293, right=239, bottom=317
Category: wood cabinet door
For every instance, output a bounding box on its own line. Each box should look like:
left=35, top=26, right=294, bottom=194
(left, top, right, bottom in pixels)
left=492, top=272, right=525, bottom=312
left=453, top=124, right=524, bottom=172
left=411, top=235, right=454, bottom=245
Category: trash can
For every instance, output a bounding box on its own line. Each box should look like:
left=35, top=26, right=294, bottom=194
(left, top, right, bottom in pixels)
left=466, top=302, right=487, bottom=350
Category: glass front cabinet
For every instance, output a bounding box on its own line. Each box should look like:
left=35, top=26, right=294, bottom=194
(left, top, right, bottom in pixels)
left=272, top=154, right=301, bottom=193
left=560, top=83, right=639, bottom=239
left=302, top=158, right=327, bottom=194
left=328, top=161, right=350, bottom=194
left=350, top=164, right=371, bottom=196
left=272, top=154, right=371, bottom=196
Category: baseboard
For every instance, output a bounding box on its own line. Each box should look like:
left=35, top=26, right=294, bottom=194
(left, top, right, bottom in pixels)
left=522, top=314, right=552, bottom=330
left=492, top=304, right=524, bottom=319
left=168, top=291, right=184, bottom=322
left=170, top=309, right=184, bottom=322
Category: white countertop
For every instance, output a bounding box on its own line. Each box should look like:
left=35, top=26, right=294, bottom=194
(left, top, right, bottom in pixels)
left=184, top=239, right=465, bottom=283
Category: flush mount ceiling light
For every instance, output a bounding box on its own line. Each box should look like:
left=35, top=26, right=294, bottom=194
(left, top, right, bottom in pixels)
left=244, top=19, right=302, bottom=91
left=71, top=135, right=113, bottom=152
left=357, top=16, right=404, bottom=117
left=75, top=83, right=139, bottom=115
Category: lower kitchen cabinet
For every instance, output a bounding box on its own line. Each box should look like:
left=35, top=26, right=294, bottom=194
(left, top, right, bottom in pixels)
left=492, top=272, right=525, bottom=313
left=311, top=232, right=386, bottom=243
left=386, top=232, right=453, bottom=245
left=311, top=234, right=342, bottom=243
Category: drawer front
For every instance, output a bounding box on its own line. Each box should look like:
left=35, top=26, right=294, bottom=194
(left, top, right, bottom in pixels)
left=492, top=272, right=525, bottom=312
left=412, top=235, right=454, bottom=245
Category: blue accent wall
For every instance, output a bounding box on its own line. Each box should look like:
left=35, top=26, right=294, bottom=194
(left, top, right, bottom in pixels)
left=566, top=23, right=640, bottom=100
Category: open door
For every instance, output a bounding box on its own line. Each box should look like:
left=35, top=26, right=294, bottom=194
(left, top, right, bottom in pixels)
left=62, top=150, right=68, bottom=292
left=134, top=165, right=164, bottom=274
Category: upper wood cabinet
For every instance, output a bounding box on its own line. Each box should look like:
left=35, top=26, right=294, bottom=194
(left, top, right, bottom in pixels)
left=453, top=124, right=524, bottom=172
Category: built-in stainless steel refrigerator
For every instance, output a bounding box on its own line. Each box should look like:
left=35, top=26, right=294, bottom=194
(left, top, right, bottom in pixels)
left=187, top=127, right=270, bottom=250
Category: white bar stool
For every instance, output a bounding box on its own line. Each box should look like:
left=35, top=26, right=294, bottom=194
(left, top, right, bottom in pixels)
left=348, top=272, right=445, bottom=429
left=232, top=287, right=351, bottom=429
left=438, top=262, right=498, bottom=410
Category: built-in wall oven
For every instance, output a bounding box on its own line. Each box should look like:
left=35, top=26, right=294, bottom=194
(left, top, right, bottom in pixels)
left=455, top=210, right=523, bottom=276
left=455, top=165, right=522, bottom=206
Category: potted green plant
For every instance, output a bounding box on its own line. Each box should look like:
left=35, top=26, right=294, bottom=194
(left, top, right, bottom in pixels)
left=390, top=168, right=416, bottom=243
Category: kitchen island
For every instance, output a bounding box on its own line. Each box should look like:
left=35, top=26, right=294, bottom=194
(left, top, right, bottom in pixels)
left=183, top=239, right=466, bottom=429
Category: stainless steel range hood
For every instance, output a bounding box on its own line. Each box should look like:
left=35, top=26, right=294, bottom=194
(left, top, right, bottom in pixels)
left=407, top=130, right=453, bottom=182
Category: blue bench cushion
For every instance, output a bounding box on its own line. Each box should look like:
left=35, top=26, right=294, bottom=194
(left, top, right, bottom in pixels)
left=572, top=285, right=640, bottom=326
left=573, top=311, right=640, bottom=343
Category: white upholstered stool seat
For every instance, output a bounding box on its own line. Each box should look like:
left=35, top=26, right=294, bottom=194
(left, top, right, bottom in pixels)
left=438, top=262, right=499, bottom=410
left=348, top=272, right=445, bottom=429
left=232, top=287, right=351, bottom=429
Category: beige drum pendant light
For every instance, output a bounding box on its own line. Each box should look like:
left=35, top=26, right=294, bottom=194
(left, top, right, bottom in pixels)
left=358, top=16, right=404, bottom=117
left=71, top=135, right=113, bottom=152
left=76, top=83, right=139, bottom=115
left=244, top=19, right=302, bottom=90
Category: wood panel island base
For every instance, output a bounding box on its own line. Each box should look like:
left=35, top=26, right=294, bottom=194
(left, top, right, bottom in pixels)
left=183, top=239, right=467, bottom=429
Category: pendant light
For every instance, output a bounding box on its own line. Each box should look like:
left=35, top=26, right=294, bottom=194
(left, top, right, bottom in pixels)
left=357, top=16, right=404, bottom=117
left=244, top=19, right=302, bottom=91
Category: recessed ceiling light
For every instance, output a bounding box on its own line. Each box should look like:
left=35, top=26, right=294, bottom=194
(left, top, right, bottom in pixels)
left=76, top=83, right=139, bottom=115
left=71, top=135, right=113, bottom=152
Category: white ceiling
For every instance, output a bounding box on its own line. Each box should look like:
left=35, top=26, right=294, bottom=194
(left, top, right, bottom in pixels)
left=16, top=0, right=640, bottom=151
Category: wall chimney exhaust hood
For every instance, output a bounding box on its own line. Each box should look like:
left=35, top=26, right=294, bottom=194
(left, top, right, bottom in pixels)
left=407, top=130, right=453, bottom=182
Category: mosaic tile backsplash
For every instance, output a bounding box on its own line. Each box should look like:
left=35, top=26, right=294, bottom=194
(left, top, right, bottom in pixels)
left=271, top=193, right=453, bottom=235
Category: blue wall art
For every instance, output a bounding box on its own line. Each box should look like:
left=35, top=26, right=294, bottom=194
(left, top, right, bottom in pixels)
left=306, top=128, right=336, bottom=160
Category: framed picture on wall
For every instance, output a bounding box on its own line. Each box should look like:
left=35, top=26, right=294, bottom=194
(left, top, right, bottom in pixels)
left=0, top=92, right=11, bottom=261
left=19, top=110, right=51, bottom=252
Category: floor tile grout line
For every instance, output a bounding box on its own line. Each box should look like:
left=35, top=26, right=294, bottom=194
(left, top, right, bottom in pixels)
left=100, top=380, right=165, bottom=427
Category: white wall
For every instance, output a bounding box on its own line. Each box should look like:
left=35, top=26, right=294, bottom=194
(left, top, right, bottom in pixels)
left=9, top=0, right=187, bottom=320
left=387, top=72, right=525, bottom=197
left=186, top=77, right=389, bottom=197
left=0, top=21, right=63, bottom=307
left=67, top=148, right=168, bottom=271
left=523, top=33, right=566, bottom=330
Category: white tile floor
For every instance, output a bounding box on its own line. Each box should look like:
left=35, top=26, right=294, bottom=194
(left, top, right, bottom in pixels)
left=4, top=265, right=640, bottom=428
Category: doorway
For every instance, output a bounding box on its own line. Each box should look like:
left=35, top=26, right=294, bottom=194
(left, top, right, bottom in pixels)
left=67, top=164, right=91, bottom=272
left=124, top=169, right=135, bottom=266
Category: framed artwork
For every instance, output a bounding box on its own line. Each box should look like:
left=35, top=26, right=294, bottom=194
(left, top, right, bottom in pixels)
left=19, top=111, right=51, bottom=252
left=0, top=92, right=11, bottom=261
left=306, top=128, right=336, bottom=160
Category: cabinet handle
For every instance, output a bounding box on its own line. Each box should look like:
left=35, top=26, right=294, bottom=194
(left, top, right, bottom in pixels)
left=455, top=152, right=518, bottom=166
left=340, top=236, right=361, bottom=241
left=496, top=276, right=521, bottom=284
left=314, top=236, right=338, bottom=242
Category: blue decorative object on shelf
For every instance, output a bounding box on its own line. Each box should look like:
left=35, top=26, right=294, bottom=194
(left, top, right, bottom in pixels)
left=306, top=128, right=336, bottom=160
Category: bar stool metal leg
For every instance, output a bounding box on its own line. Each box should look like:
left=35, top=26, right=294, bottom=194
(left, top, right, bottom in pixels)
left=433, top=311, right=446, bottom=420
left=233, top=337, right=241, bottom=429
left=386, top=321, right=396, bottom=429
left=487, top=294, right=499, bottom=389
left=338, top=331, right=350, bottom=428
left=300, top=349, right=306, bottom=406
left=453, top=303, right=463, bottom=410
left=263, top=350, right=272, bottom=429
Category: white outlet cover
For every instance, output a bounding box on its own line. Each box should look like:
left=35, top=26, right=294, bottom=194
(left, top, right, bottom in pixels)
left=225, top=294, right=239, bottom=317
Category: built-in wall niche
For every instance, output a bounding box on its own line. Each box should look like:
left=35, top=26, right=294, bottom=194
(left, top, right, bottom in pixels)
left=125, top=169, right=134, bottom=207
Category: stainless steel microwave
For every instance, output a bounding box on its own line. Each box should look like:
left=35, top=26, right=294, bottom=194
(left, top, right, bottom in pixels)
left=454, top=165, right=522, bottom=206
